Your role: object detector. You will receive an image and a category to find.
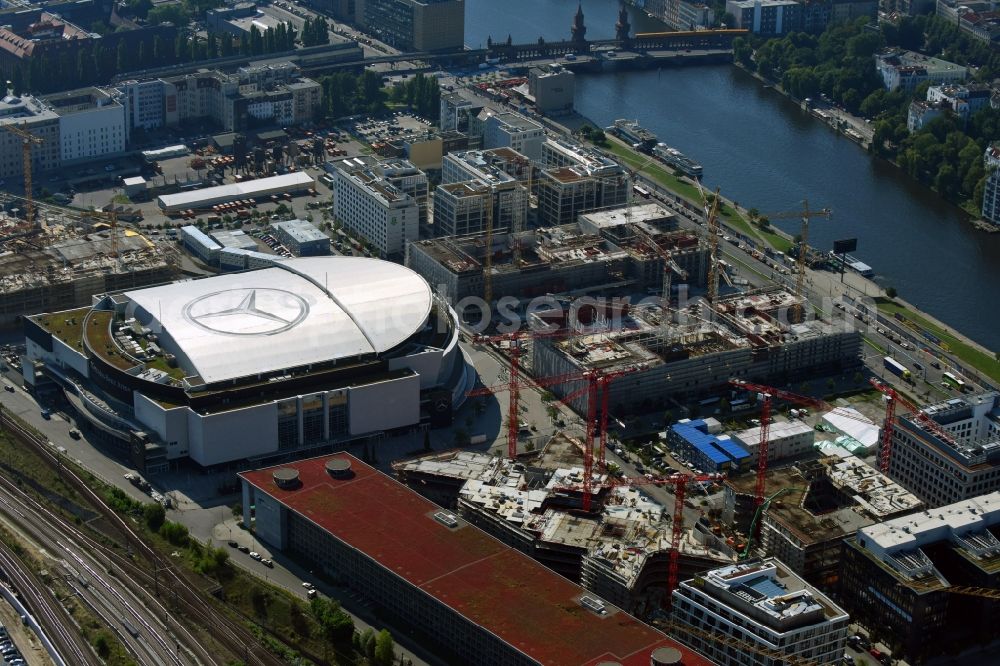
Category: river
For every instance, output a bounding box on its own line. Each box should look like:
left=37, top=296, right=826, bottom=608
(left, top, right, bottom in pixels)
left=464, top=1, right=1000, bottom=352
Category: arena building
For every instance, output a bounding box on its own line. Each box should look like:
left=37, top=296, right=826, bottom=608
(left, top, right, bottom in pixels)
left=23, top=257, right=473, bottom=470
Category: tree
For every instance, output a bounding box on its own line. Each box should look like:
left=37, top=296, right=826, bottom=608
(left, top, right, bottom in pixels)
left=374, top=629, right=395, bottom=666
left=885, top=286, right=897, bottom=299
left=144, top=502, right=166, bottom=531
left=361, top=628, right=376, bottom=660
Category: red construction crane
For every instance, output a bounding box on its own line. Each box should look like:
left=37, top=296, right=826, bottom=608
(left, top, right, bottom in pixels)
left=867, top=377, right=962, bottom=474
left=550, top=364, right=649, bottom=510
left=608, top=471, right=724, bottom=602
left=468, top=331, right=583, bottom=460
left=729, top=379, right=878, bottom=509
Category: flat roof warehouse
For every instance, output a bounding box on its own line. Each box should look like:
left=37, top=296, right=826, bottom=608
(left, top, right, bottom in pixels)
left=157, top=172, right=314, bottom=212
left=241, top=454, right=713, bottom=666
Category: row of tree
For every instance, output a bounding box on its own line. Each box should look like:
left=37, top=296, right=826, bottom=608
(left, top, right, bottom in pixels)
left=387, top=72, right=441, bottom=120
left=300, top=17, right=332, bottom=47
left=318, top=70, right=388, bottom=118
left=734, top=16, right=999, bottom=209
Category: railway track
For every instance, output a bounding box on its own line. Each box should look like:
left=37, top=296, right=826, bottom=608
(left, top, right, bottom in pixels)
left=0, top=540, right=99, bottom=666
left=0, top=410, right=287, bottom=666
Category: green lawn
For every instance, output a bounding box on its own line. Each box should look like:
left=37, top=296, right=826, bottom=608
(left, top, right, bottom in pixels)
left=604, top=140, right=704, bottom=203
left=604, top=138, right=795, bottom=253
left=875, top=298, right=1000, bottom=384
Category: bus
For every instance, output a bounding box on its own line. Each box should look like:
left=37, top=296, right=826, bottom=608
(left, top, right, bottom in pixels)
left=942, top=372, right=966, bottom=391
left=633, top=184, right=651, bottom=199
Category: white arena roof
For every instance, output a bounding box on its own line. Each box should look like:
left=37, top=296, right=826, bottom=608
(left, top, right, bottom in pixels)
left=157, top=172, right=314, bottom=212
left=125, top=257, right=433, bottom=384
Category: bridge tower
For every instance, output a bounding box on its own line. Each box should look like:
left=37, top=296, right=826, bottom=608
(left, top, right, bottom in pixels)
left=570, top=3, right=587, bottom=50
left=615, top=3, right=631, bottom=44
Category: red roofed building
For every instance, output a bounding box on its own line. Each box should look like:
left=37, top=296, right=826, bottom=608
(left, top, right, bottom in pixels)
left=240, top=453, right=715, bottom=666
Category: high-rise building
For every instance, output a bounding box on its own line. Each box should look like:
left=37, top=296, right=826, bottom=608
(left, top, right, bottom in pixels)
left=839, top=491, right=1000, bottom=663
left=887, top=391, right=1000, bottom=507
left=433, top=178, right=527, bottom=237
left=536, top=139, right=629, bottom=226
left=331, top=156, right=419, bottom=258
left=671, top=558, right=850, bottom=666
left=482, top=112, right=546, bottom=161
left=358, top=0, right=464, bottom=51
left=527, top=64, right=575, bottom=115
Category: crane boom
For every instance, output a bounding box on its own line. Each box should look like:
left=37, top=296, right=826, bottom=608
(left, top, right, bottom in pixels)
left=705, top=189, right=722, bottom=305
left=3, top=122, right=43, bottom=227
left=766, top=201, right=831, bottom=323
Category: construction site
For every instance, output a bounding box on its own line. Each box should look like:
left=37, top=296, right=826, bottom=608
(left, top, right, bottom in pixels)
left=723, top=446, right=923, bottom=589
left=405, top=202, right=709, bottom=304
left=531, top=286, right=863, bottom=415
left=0, top=195, right=176, bottom=329
left=394, top=434, right=737, bottom=618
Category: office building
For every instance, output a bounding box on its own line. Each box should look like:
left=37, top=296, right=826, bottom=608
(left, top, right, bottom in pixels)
left=331, top=157, right=419, bottom=258
left=433, top=178, right=528, bottom=238
left=359, top=0, right=465, bottom=51
left=666, top=418, right=751, bottom=474
left=536, top=140, right=629, bottom=226
left=45, top=88, right=126, bottom=164
left=839, top=492, right=1000, bottom=663
left=270, top=219, right=329, bottom=256
left=241, top=453, right=714, bottom=666
left=887, top=392, right=1000, bottom=507
left=180, top=225, right=222, bottom=265
left=117, top=80, right=168, bottom=134
left=660, top=0, right=717, bottom=29
left=527, top=64, right=575, bottom=115
left=725, top=0, right=802, bottom=35
left=375, top=158, right=430, bottom=233
left=406, top=205, right=707, bottom=304
left=115, top=64, right=323, bottom=134
left=24, top=257, right=472, bottom=468
left=482, top=111, right=545, bottom=161
left=984, top=143, right=1000, bottom=225
left=438, top=93, right=483, bottom=133
left=442, top=147, right=532, bottom=186
left=533, top=288, right=862, bottom=416
left=731, top=416, right=816, bottom=465
left=0, top=94, right=60, bottom=179
left=724, top=449, right=922, bottom=587
left=671, top=558, right=850, bottom=666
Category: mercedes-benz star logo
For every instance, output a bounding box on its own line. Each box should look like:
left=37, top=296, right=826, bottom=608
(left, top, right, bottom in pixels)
left=182, top=288, right=309, bottom=336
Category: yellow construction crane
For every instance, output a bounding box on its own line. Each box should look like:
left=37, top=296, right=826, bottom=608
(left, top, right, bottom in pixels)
left=704, top=188, right=722, bottom=305
left=621, top=158, right=691, bottom=305
left=766, top=200, right=831, bottom=323
left=3, top=122, right=43, bottom=226
left=660, top=619, right=819, bottom=666
left=906, top=580, right=1000, bottom=600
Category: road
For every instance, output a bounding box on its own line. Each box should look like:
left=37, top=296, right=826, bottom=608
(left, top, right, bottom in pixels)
left=630, top=171, right=986, bottom=403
